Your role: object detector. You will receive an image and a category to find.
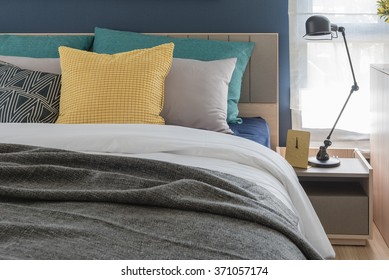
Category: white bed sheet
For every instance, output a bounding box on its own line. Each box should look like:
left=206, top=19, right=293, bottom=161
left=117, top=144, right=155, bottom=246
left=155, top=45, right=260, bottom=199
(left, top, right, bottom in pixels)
left=0, top=123, right=335, bottom=259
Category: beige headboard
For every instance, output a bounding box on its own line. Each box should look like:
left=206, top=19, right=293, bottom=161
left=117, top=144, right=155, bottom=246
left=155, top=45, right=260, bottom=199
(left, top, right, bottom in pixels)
left=2, top=32, right=279, bottom=149
left=154, top=33, right=279, bottom=149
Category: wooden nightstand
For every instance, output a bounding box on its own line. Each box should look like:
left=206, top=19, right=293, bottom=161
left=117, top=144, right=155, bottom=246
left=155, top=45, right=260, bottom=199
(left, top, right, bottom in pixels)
left=277, top=147, right=373, bottom=245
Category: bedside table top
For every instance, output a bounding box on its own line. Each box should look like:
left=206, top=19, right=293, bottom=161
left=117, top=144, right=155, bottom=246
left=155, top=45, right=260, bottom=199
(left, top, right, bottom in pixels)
left=294, top=158, right=369, bottom=178
left=276, top=147, right=372, bottom=178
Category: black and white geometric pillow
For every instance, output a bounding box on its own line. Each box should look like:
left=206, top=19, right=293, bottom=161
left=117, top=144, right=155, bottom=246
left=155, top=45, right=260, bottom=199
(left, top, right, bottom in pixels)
left=0, top=61, right=61, bottom=123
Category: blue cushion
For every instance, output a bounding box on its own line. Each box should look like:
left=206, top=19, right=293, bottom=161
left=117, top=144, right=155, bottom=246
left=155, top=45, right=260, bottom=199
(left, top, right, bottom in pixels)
left=0, top=35, right=94, bottom=58
left=92, top=27, right=255, bottom=124
left=229, top=117, right=271, bottom=148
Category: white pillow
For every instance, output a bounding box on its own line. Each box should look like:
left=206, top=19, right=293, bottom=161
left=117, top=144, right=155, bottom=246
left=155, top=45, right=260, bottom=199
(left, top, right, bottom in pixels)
left=0, top=56, right=61, bottom=74
left=162, top=57, right=237, bottom=134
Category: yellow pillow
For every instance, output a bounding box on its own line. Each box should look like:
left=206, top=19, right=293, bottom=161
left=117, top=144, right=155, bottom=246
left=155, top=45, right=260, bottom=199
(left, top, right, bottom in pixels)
left=56, top=43, right=174, bottom=124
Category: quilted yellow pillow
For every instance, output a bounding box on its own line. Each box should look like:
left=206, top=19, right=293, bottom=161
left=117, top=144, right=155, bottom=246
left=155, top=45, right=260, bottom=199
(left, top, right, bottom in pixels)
left=56, top=43, right=174, bottom=124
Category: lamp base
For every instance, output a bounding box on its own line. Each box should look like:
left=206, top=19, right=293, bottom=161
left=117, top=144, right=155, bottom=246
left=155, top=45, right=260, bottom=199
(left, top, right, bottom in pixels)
left=308, top=156, right=340, bottom=168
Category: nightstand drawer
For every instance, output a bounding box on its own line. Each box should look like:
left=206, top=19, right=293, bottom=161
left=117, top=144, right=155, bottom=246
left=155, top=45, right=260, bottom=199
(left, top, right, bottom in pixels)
left=301, top=180, right=369, bottom=235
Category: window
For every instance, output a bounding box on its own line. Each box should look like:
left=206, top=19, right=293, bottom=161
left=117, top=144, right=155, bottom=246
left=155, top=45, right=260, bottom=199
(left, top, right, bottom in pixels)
left=289, top=0, right=389, bottom=151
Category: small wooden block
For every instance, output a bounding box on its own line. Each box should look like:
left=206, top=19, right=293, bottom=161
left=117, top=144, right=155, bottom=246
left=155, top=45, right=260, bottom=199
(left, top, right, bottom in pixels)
left=285, top=130, right=310, bottom=169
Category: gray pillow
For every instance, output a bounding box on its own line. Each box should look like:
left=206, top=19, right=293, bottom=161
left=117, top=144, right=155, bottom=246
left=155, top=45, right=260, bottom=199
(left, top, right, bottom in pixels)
left=0, top=56, right=61, bottom=74
left=162, top=58, right=237, bottom=133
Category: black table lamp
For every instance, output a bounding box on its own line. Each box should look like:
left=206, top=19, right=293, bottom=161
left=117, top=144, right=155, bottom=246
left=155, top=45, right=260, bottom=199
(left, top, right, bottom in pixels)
left=304, top=15, right=359, bottom=167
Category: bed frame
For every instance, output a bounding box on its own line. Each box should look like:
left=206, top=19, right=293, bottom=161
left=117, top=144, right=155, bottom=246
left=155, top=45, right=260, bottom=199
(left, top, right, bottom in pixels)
left=4, top=32, right=279, bottom=149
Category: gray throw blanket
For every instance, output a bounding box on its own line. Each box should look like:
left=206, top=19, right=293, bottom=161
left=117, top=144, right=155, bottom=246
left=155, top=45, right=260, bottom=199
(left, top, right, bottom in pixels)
left=0, top=143, right=322, bottom=260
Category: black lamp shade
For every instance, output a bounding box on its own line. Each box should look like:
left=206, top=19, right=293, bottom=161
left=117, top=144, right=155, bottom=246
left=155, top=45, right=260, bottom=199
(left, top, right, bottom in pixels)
left=304, top=15, right=332, bottom=37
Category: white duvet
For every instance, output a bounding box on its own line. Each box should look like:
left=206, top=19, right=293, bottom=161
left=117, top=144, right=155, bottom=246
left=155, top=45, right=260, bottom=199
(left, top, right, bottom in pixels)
left=0, top=123, right=335, bottom=259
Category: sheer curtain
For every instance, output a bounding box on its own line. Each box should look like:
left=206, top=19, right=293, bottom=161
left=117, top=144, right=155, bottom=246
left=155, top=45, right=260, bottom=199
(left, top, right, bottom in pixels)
left=289, top=0, right=389, bottom=152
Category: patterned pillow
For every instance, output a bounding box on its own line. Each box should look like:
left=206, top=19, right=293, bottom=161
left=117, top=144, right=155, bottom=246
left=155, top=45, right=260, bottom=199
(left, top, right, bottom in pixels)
left=56, top=44, right=173, bottom=124
left=0, top=61, right=61, bottom=123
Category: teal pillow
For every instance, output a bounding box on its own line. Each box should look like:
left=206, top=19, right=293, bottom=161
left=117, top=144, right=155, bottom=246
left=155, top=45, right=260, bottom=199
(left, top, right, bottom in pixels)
left=0, top=35, right=94, bottom=58
left=93, top=27, right=255, bottom=124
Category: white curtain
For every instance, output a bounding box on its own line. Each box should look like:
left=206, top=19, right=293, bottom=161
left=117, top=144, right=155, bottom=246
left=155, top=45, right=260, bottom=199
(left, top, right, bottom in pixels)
left=289, top=0, right=389, bottom=151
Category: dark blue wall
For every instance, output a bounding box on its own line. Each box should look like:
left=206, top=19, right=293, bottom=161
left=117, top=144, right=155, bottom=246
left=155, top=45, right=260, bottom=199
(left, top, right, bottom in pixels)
left=1, top=0, right=290, bottom=145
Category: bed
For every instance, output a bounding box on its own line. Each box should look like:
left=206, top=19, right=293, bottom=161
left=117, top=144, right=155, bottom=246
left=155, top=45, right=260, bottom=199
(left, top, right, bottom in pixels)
left=0, top=30, right=335, bottom=260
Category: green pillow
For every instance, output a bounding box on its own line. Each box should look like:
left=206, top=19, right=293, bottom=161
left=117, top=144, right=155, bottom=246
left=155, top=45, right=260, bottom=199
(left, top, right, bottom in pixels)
left=0, top=35, right=94, bottom=58
left=93, top=27, right=255, bottom=124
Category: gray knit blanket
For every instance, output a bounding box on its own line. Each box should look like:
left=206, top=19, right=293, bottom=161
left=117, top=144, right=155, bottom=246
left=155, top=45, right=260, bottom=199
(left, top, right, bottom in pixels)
left=0, top=144, right=322, bottom=260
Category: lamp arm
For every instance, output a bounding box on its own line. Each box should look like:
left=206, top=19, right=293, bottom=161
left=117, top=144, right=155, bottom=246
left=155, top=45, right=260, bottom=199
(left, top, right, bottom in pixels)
left=326, top=86, right=357, bottom=141
left=326, top=27, right=360, bottom=142
left=316, top=85, right=357, bottom=161
left=339, top=27, right=359, bottom=91
left=316, top=27, right=359, bottom=162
